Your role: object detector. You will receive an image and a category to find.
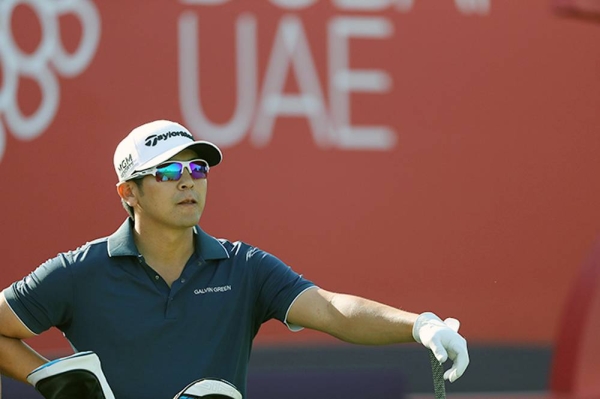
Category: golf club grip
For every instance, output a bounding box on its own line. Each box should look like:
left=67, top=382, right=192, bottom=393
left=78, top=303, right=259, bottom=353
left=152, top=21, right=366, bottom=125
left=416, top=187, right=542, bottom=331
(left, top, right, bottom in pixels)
left=429, top=350, right=447, bottom=399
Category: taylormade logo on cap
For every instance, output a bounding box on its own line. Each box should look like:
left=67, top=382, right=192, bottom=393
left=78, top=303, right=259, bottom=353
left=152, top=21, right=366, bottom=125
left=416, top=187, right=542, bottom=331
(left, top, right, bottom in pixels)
left=144, top=131, right=194, bottom=147
left=113, top=120, right=222, bottom=183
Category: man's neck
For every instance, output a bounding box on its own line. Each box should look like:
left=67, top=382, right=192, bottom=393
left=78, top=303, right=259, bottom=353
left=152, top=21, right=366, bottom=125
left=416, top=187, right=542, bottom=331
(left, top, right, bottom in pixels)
left=132, top=219, right=196, bottom=275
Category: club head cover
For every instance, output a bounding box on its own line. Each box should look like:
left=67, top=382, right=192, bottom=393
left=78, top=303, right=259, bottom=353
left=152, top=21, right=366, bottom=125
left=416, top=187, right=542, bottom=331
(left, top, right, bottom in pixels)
left=173, top=378, right=243, bottom=399
left=26, top=351, right=115, bottom=399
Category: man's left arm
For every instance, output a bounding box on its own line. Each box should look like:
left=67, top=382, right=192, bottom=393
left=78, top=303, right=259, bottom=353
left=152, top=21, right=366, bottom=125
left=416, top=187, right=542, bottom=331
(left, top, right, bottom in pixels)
left=286, top=287, right=469, bottom=382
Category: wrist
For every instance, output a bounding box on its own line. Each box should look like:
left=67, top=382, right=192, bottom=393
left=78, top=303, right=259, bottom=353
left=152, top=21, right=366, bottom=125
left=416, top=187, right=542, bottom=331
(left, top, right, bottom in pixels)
left=412, top=312, right=443, bottom=343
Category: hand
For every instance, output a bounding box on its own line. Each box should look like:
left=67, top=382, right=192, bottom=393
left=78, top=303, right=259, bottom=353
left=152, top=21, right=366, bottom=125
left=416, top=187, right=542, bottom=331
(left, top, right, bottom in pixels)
left=27, top=351, right=115, bottom=399
left=412, top=312, right=469, bottom=382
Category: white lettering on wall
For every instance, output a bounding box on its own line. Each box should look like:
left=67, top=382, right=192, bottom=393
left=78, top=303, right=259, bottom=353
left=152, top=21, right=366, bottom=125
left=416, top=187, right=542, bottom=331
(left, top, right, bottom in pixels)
left=178, top=0, right=489, bottom=13
left=334, top=0, right=404, bottom=11
left=252, top=15, right=331, bottom=148
left=329, top=16, right=395, bottom=149
left=178, top=13, right=397, bottom=150
left=179, top=12, right=257, bottom=147
left=269, top=0, right=319, bottom=10
left=0, top=0, right=100, bottom=162
left=177, top=0, right=493, bottom=151
left=455, top=0, right=491, bottom=15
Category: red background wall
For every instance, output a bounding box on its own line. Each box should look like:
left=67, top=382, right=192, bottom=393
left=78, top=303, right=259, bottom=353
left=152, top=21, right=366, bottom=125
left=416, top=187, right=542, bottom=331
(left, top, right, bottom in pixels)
left=1, top=0, right=599, bottom=353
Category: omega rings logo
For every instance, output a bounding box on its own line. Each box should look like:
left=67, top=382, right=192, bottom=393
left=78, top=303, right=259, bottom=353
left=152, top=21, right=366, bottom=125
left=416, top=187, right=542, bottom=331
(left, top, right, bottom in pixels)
left=0, top=0, right=101, bottom=161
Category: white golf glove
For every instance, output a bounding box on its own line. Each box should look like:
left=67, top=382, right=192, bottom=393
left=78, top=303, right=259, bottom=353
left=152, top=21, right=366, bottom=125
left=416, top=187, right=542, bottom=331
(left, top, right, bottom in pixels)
left=412, top=312, right=469, bottom=382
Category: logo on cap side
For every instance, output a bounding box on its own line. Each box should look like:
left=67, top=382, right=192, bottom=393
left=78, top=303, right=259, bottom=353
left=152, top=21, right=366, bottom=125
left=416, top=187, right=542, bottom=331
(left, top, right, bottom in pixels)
left=117, top=154, right=134, bottom=178
left=144, top=131, right=193, bottom=147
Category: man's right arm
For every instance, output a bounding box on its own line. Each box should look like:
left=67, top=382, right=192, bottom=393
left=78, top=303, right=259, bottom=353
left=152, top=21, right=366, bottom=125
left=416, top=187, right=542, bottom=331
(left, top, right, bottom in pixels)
left=0, top=292, right=49, bottom=383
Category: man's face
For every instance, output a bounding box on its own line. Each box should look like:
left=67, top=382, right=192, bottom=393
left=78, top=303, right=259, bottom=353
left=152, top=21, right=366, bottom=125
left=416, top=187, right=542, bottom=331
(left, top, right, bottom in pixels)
left=132, top=149, right=208, bottom=229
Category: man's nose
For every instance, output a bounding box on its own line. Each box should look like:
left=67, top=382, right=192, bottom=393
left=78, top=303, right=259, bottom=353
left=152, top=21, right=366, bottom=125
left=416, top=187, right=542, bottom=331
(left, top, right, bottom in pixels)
left=177, top=169, right=195, bottom=189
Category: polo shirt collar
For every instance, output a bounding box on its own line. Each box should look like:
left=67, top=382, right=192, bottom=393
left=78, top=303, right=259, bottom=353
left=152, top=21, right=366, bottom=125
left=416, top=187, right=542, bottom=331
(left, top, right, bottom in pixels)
left=193, top=225, right=230, bottom=260
left=107, top=219, right=229, bottom=260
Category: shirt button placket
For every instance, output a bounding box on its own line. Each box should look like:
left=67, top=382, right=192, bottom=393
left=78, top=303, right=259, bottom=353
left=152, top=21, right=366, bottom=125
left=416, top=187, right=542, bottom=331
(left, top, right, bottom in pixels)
left=165, top=296, right=176, bottom=319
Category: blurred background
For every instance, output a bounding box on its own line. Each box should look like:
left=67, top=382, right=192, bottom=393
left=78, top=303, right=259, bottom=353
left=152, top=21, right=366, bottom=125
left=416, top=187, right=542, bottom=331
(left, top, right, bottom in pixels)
left=0, top=0, right=599, bottom=397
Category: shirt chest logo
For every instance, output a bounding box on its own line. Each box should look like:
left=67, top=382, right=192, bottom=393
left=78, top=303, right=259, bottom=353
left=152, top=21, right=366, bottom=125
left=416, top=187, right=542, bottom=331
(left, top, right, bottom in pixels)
left=194, top=285, right=232, bottom=295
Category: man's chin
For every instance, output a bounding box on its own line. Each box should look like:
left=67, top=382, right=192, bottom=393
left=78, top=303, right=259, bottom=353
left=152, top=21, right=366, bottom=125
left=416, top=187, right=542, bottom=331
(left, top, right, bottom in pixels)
left=184, top=216, right=202, bottom=227
left=172, top=214, right=202, bottom=228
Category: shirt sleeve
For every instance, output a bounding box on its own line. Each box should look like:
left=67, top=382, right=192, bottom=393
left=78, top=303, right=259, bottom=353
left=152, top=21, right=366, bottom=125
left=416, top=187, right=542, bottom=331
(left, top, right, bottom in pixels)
left=3, top=254, right=74, bottom=334
left=250, top=248, right=315, bottom=329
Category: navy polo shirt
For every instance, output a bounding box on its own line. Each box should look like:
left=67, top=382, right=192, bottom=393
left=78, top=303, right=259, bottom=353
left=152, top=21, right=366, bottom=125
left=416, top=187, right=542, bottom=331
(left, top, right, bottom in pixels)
left=4, top=219, right=315, bottom=399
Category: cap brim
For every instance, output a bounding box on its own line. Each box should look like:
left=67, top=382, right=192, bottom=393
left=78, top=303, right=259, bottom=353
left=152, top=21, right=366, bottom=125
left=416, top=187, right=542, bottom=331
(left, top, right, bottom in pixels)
left=135, top=140, right=222, bottom=172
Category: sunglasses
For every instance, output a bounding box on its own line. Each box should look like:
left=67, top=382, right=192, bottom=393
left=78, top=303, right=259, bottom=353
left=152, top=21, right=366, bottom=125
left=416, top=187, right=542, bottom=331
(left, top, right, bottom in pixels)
left=129, top=159, right=209, bottom=182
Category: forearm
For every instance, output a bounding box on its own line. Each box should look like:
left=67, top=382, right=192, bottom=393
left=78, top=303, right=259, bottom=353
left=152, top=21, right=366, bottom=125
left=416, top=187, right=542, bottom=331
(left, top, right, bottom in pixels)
left=324, top=293, right=418, bottom=345
left=0, top=334, right=48, bottom=383
left=289, top=288, right=470, bottom=381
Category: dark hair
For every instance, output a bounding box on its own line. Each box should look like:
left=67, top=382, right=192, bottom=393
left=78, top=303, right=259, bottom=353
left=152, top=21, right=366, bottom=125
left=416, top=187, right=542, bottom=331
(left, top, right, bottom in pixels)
left=121, top=178, right=144, bottom=220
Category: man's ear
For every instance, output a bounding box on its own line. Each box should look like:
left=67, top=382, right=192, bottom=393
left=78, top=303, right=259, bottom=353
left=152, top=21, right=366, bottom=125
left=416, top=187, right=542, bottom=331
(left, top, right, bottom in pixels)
left=117, top=182, right=138, bottom=207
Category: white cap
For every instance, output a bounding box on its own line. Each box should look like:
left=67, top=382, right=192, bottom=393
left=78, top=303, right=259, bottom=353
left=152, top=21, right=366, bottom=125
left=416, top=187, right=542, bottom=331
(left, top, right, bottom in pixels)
left=113, top=120, right=222, bottom=182
left=174, top=378, right=242, bottom=399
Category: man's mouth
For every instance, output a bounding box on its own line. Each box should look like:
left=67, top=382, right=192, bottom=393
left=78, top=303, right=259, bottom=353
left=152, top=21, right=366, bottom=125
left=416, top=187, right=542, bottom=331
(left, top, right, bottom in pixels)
left=178, top=199, right=197, bottom=205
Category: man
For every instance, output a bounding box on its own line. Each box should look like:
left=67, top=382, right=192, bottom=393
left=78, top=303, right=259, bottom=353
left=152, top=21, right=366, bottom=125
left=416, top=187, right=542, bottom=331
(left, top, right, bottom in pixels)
left=0, top=120, right=469, bottom=399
